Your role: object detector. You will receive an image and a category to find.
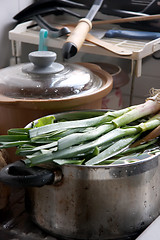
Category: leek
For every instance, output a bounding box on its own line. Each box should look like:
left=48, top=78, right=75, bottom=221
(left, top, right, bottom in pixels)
left=0, top=89, right=159, bottom=167
left=85, top=134, right=140, bottom=166
left=29, top=107, right=134, bottom=138
left=85, top=112, right=160, bottom=165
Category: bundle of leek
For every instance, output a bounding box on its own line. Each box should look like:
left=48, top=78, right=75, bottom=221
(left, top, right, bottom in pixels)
left=0, top=89, right=159, bottom=167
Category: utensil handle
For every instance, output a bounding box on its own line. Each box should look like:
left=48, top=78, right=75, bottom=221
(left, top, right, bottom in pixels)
left=85, top=33, right=132, bottom=56
left=105, top=29, right=160, bottom=40
left=92, top=14, right=160, bottom=26
left=0, top=161, right=62, bottom=187
left=63, top=18, right=92, bottom=59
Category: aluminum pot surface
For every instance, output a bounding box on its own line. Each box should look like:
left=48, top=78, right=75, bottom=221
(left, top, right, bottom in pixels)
left=0, top=110, right=160, bottom=240
left=26, top=158, right=160, bottom=240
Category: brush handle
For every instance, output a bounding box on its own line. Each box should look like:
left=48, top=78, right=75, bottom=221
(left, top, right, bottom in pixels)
left=105, top=30, right=160, bottom=40
left=62, top=18, right=92, bottom=59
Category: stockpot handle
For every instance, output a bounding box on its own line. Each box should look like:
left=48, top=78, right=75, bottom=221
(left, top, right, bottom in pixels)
left=0, top=160, right=62, bottom=187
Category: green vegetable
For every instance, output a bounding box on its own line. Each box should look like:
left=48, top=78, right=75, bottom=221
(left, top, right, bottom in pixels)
left=29, top=107, right=133, bottom=138
left=58, top=124, right=115, bottom=150
left=85, top=134, right=140, bottom=166
left=33, top=115, right=55, bottom=127
left=0, top=91, right=160, bottom=167
left=85, top=112, right=160, bottom=165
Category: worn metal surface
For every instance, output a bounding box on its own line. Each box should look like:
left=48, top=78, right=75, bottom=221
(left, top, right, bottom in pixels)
left=0, top=188, right=58, bottom=240
left=25, top=157, right=160, bottom=240
left=0, top=187, right=144, bottom=240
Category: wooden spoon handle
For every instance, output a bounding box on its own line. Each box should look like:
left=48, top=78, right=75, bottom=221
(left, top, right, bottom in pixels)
left=85, top=33, right=132, bottom=56
left=92, top=14, right=160, bottom=26
left=67, top=14, right=160, bottom=27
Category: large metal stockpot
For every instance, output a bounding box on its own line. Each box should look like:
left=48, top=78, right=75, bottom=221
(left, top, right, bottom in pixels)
left=0, top=111, right=160, bottom=240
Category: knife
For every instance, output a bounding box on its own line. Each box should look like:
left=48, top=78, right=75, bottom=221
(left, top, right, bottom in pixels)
left=105, top=29, right=160, bottom=40
left=62, top=0, right=104, bottom=59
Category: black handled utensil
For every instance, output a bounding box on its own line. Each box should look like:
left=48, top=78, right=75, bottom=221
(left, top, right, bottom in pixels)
left=33, top=15, right=70, bottom=38
left=62, top=0, right=104, bottom=59
left=14, top=0, right=86, bottom=22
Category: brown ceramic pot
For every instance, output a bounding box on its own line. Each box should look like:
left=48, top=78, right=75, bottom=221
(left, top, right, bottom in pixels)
left=0, top=51, right=113, bottom=161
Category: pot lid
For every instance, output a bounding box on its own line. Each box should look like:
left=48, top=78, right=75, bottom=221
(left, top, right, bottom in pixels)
left=0, top=51, right=102, bottom=99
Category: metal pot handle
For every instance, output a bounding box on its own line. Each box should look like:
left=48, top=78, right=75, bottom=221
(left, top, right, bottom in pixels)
left=0, top=160, right=62, bottom=187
